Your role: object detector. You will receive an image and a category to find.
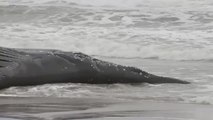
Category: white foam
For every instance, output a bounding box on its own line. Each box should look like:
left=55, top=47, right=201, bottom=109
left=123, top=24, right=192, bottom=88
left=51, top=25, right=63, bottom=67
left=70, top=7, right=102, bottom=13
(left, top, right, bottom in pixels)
left=1, top=23, right=213, bottom=61
left=1, top=0, right=213, bottom=61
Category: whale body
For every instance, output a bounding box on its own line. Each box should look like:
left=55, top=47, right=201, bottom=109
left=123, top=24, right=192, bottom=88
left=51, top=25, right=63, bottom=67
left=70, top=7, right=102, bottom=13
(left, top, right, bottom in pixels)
left=0, top=47, right=189, bottom=89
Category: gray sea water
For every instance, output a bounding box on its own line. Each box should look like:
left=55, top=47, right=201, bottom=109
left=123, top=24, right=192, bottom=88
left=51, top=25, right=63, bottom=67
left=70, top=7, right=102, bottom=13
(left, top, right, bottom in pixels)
left=0, top=0, right=213, bottom=105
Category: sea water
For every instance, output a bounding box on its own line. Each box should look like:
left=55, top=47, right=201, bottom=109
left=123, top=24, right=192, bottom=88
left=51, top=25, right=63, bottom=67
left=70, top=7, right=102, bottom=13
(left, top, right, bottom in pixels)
left=0, top=0, right=213, bottom=105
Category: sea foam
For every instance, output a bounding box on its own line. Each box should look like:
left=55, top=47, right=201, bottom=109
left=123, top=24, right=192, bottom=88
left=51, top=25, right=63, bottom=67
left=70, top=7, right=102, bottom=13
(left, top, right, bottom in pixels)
left=0, top=0, right=213, bottom=61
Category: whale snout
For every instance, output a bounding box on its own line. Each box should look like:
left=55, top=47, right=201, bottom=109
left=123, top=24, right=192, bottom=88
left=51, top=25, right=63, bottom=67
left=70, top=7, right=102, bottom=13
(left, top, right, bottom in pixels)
left=161, top=76, right=190, bottom=84
left=147, top=74, right=190, bottom=84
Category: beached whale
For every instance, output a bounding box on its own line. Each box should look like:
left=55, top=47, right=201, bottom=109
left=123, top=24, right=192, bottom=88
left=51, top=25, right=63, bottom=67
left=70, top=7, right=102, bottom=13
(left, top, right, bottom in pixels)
left=0, top=47, right=189, bottom=89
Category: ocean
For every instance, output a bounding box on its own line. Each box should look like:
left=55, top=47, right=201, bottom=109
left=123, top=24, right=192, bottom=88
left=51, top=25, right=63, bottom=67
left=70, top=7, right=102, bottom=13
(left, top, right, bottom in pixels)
left=0, top=0, right=213, bottom=106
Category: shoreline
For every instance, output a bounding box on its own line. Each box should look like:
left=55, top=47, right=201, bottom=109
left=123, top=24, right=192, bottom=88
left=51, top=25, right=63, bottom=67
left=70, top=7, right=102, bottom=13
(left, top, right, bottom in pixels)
left=0, top=96, right=213, bottom=120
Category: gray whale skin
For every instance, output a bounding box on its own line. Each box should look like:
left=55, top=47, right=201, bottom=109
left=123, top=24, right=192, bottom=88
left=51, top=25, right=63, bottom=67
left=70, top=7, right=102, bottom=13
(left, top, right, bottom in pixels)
left=0, top=47, right=189, bottom=89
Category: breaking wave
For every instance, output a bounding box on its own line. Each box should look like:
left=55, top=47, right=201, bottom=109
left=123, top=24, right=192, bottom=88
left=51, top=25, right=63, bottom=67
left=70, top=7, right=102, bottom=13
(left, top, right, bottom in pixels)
left=0, top=0, right=213, bottom=61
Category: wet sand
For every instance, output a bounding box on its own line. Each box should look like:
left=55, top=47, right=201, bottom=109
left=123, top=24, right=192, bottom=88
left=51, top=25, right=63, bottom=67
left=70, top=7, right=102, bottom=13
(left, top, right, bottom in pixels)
left=0, top=96, right=213, bottom=120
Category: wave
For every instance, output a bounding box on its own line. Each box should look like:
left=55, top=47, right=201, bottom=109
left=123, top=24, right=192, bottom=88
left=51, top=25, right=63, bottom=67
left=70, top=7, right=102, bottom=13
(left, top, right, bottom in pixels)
left=1, top=83, right=213, bottom=105
left=92, top=55, right=213, bottom=62
left=1, top=0, right=213, bottom=8
left=0, top=1, right=213, bottom=61
left=1, top=24, right=213, bottom=61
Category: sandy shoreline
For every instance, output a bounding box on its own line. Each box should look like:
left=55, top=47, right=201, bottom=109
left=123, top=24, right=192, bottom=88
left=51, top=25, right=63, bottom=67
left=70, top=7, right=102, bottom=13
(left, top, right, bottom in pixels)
left=0, top=96, right=213, bottom=120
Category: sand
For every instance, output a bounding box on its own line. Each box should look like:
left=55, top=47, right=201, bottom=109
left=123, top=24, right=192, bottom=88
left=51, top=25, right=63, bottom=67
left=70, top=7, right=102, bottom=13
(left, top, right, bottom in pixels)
left=0, top=96, right=213, bottom=120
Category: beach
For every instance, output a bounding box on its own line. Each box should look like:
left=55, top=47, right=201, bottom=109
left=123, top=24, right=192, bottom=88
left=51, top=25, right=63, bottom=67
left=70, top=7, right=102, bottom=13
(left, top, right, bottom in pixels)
left=0, top=96, right=213, bottom=120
